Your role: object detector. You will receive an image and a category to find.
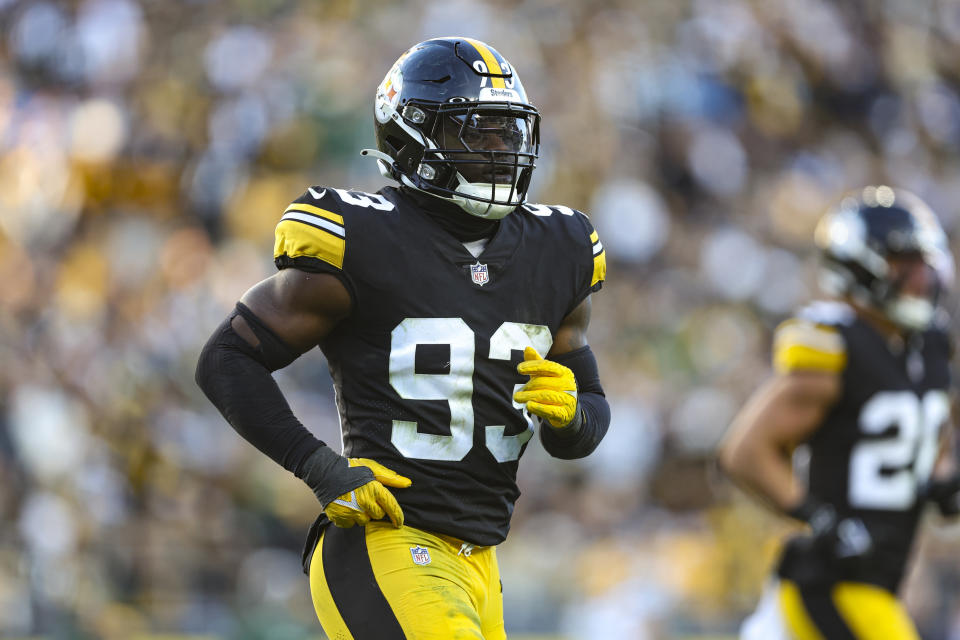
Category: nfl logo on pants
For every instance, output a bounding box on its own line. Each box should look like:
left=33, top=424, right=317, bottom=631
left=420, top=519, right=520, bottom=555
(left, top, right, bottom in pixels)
left=410, top=545, right=431, bottom=566
left=470, top=261, right=489, bottom=286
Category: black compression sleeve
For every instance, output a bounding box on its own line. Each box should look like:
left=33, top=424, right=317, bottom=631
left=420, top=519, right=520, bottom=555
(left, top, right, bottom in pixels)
left=538, top=346, right=610, bottom=460
left=195, top=307, right=324, bottom=475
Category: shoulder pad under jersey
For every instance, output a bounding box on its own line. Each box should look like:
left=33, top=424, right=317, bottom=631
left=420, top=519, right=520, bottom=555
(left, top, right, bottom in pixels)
left=273, top=186, right=396, bottom=272
left=797, top=300, right=856, bottom=327
left=773, top=313, right=848, bottom=375
left=521, top=203, right=606, bottom=290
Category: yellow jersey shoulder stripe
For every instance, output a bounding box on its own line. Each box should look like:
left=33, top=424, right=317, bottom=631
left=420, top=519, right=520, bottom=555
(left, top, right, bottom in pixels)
left=589, top=228, right=605, bottom=286
left=773, top=318, right=846, bottom=374
left=284, top=202, right=343, bottom=225
left=591, top=250, right=607, bottom=287
left=274, top=220, right=345, bottom=269
left=281, top=211, right=344, bottom=238
left=274, top=206, right=346, bottom=270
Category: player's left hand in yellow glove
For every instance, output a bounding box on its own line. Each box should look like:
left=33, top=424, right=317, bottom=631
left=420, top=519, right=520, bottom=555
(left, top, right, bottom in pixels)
left=514, top=347, right=580, bottom=429
left=324, top=458, right=412, bottom=528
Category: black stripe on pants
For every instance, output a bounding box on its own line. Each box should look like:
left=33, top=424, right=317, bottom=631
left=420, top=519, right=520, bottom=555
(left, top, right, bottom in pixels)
left=322, top=525, right=407, bottom=639
left=799, top=585, right=858, bottom=640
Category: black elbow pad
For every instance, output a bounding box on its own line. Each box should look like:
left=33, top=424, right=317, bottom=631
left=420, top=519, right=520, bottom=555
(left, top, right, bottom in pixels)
left=233, top=302, right=301, bottom=372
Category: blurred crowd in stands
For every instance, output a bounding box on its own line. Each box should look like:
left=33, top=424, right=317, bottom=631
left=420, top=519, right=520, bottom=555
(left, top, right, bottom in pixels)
left=4, top=0, right=960, bottom=638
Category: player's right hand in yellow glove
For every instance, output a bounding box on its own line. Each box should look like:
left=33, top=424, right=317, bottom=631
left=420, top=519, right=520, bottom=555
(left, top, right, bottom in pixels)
left=324, top=458, right=412, bottom=528
left=297, top=447, right=412, bottom=528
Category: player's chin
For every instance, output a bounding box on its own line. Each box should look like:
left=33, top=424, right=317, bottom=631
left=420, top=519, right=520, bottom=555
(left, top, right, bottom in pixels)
left=475, top=173, right=516, bottom=185
left=457, top=166, right=516, bottom=184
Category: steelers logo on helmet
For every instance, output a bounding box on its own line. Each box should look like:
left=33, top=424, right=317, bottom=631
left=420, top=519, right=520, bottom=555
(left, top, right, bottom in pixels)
left=367, top=37, right=541, bottom=219
left=375, top=49, right=410, bottom=123
left=815, top=185, right=955, bottom=330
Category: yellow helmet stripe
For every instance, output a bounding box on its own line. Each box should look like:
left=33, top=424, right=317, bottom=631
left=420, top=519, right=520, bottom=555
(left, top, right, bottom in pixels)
left=464, top=38, right=506, bottom=89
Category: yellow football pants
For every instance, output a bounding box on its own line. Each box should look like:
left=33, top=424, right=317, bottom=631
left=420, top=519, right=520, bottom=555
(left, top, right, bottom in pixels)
left=779, top=579, right=920, bottom=640
left=308, top=520, right=506, bottom=640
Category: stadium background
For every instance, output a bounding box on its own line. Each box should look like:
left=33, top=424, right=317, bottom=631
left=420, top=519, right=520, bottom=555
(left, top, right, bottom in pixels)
left=3, top=0, right=960, bottom=638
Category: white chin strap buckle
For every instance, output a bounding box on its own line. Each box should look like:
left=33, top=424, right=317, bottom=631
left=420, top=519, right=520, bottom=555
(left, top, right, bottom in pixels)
left=886, top=295, right=934, bottom=330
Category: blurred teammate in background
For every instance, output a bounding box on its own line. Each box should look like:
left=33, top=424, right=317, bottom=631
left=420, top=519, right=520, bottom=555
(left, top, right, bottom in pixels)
left=720, top=186, right=960, bottom=639
left=195, top=37, right=609, bottom=639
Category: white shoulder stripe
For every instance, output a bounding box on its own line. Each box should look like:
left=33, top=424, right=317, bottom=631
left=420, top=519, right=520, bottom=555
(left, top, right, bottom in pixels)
left=281, top=211, right=345, bottom=237
left=798, top=301, right=855, bottom=326
left=593, top=241, right=603, bottom=255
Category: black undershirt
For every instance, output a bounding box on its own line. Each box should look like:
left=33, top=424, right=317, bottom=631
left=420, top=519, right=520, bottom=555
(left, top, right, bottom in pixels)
left=398, top=186, right=501, bottom=242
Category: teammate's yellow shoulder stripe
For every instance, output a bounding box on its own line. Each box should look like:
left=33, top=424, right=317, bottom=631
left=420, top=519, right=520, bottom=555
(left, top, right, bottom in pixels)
left=464, top=38, right=505, bottom=89
left=590, top=230, right=599, bottom=243
left=284, top=202, right=343, bottom=225
left=773, top=319, right=846, bottom=374
left=775, top=344, right=846, bottom=374
left=274, top=219, right=345, bottom=269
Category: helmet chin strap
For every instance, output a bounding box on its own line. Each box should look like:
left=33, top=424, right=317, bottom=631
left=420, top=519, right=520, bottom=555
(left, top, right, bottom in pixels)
left=878, top=268, right=937, bottom=331
left=360, top=149, right=522, bottom=219
left=450, top=174, right=519, bottom=219
left=824, top=274, right=921, bottom=332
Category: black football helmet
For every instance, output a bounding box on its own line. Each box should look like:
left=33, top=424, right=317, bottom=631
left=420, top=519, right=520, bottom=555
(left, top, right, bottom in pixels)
left=815, top=185, right=954, bottom=330
left=364, top=37, right=540, bottom=219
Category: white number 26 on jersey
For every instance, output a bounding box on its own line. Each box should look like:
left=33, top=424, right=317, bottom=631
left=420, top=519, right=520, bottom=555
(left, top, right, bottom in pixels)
left=849, top=390, right=950, bottom=510
left=388, top=318, right=553, bottom=463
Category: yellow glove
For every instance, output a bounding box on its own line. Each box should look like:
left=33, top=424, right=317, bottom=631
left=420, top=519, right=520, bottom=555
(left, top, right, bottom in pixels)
left=513, top=347, right=579, bottom=428
left=324, top=458, right=412, bottom=528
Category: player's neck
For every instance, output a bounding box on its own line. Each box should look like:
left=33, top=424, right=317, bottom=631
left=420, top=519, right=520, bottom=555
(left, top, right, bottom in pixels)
left=399, top=187, right=500, bottom=242
left=849, top=300, right=910, bottom=346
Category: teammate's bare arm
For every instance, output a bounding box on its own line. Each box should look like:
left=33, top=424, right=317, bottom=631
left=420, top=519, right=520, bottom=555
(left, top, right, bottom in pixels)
left=719, top=370, right=841, bottom=513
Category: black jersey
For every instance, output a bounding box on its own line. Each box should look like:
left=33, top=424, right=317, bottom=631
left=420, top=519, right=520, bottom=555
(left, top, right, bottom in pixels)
left=773, top=302, right=952, bottom=592
left=274, top=186, right=605, bottom=547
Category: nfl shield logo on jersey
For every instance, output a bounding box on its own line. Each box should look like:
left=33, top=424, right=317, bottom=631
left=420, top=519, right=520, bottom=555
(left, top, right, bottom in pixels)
left=410, top=545, right=431, bottom=566
left=470, top=262, right=489, bottom=286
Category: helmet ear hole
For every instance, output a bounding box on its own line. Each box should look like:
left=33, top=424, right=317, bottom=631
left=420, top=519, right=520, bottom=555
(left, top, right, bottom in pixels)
left=384, top=135, right=405, bottom=155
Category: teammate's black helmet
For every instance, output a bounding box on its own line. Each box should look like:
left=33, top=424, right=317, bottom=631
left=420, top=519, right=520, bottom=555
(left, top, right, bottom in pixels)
left=815, top=185, right=954, bottom=330
left=368, top=37, right=540, bottom=219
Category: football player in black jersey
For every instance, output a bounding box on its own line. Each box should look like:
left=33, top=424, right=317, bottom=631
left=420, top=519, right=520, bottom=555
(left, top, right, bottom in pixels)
left=196, top=38, right=609, bottom=639
left=720, top=186, right=958, bottom=640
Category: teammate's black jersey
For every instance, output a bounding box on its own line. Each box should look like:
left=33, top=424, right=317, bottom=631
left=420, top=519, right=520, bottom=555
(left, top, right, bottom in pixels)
left=774, top=302, right=952, bottom=592
left=274, top=186, right=605, bottom=547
